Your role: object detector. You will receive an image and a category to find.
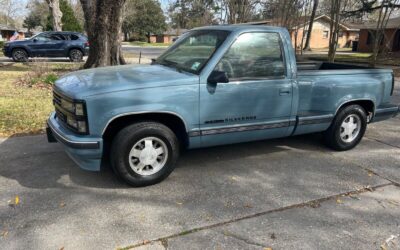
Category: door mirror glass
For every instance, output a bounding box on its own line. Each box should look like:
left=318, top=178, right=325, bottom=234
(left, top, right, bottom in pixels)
left=208, top=70, right=229, bottom=84
left=33, top=38, right=38, bottom=42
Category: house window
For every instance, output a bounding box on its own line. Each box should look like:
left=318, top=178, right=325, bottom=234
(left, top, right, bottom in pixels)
left=323, top=31, right=329, bottom=38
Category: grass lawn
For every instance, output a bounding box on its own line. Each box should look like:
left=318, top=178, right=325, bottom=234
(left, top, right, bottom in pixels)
left=128, top=41, right=171, bottom=47
left=0, top=63, right=81, bottom=137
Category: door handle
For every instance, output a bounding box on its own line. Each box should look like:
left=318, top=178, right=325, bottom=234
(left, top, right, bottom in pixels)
left=279, top=89, right=291, bottom=96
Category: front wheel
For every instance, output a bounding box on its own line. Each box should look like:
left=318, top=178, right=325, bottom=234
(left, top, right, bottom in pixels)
left=110, top=122, right=179, bottom=187
left=324, top=104, right=367, bottom=151
left=12, top=49, right=28, bottom=62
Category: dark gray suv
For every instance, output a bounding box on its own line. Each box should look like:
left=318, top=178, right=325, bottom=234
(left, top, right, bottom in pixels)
left=3, top=31, right=89, bottom=62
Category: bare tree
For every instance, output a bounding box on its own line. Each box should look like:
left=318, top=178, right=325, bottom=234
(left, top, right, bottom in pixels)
left=225, top=0, right=259, bottom=24
left=46, top=0, right=63, bottom=31
left=80, top=0, right=126, bottom=68
left=0, top=0, right=19, bottom=26
left=303, top=0, right=319, bottom=50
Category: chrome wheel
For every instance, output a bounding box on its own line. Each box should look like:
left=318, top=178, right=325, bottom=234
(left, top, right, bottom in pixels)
left=128, top=137, right=168, bottom=176
left=340, top=114, right=361, bottom=143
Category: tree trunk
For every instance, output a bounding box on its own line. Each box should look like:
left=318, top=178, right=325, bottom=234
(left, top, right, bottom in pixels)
left=46, top=0, right=63, bottom=31
left=328, top=0, right=341, bottom=63
left=303, top=0, right=319, bottom=51
left=80, top=0, right=126, bottom=68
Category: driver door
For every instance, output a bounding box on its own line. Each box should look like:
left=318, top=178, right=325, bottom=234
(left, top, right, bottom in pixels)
left=199, top=32, right=293, bottom=146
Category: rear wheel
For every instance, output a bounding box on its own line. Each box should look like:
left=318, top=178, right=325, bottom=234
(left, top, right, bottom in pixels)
left=324, top=104, right=367, bottom=151
left=110, top=122, right=179, bottom=187
left=69, top=49, right=83, bottom=62
left=12, top=49, right=28, bottom=62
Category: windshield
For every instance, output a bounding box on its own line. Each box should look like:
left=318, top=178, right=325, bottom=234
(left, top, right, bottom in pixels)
left=155, top=30, right=231, bottom=74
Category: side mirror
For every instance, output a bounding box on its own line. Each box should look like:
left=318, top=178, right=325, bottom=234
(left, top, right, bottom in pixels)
left=33, top=38, right=38, bottom=42
left=207, top=70, right=229, bottom=85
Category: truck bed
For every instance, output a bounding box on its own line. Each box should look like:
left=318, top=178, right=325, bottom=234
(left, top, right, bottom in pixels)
left=297, top=61, right=393, bottom=77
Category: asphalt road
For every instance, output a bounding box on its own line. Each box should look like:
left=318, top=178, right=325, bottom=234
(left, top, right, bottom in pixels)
left=0, top=82, right=399, bottom=249
left=122, top=45, right=167, bottom=58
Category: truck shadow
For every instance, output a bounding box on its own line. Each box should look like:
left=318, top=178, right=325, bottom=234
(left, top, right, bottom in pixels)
left=0, top=133, right=328, bottom=190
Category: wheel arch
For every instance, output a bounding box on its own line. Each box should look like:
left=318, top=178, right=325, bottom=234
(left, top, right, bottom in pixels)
left=335, top=99, right=375, bottom=118
left=68, top=47, right=84, bottom=55
left=11, top=47, right=30, bottom=57
left=102, top=112, right=190, bottom=152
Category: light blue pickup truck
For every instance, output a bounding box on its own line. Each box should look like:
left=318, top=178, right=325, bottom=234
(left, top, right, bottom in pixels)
left=47, top=25, right=399, bottom=186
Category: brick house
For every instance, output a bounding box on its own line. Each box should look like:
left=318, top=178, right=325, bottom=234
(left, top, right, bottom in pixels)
left=0, top=24, right=25, bottom=41
left=149, top=28, right=188, bottom=44
left=357, top=16, right=400, bottom=53
left=247, top=15, right=360, bottom=50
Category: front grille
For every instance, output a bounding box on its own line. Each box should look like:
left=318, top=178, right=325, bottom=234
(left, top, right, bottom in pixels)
left=53, top=91, right=62, bottom=106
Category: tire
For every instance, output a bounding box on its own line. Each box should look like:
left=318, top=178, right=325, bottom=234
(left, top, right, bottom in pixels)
left=12, top=48, right=28, bottom=62
left=324, top=104, right=367, bottom=151
left=69, top=49, right=83, bottom=62
left=110, top=122, right=180, bottom=187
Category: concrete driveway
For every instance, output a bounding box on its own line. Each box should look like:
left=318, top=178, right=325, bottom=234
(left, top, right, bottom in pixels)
left=0, top=83, right=399, bottom=249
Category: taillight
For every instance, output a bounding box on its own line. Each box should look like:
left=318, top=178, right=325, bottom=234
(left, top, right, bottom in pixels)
left=85, top=41, right=90, bottom=47
left=391, top=72, right=395, bottom=96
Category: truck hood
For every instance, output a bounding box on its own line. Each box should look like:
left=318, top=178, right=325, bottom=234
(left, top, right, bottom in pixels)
left=54, top=64, right=199, bottom=98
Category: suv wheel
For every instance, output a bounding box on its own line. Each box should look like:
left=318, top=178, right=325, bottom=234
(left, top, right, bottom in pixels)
left=110, top=122, right=179, bottom=187
left=69, top=49, right=83, bottom=62
left=324, top=104, right=367, bottom=151
left=12, top=49, right=28, bottom=62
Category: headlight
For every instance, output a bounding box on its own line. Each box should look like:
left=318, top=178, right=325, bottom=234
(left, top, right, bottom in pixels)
left=67, top=116, right=87, bottom=133
left=75, top=103, right=85, bottom=116
left=61, top=99, right=74, bottom=113
left=61, top=99, right=86, bottom=116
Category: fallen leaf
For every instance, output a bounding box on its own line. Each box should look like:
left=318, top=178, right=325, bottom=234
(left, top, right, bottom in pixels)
left=142, top=240, right=150, bottom=244
left=59, top=247, right=64, bottom=250
left=231, top=176, right=238, bottom=181
left=336, top=198, right=343, bottom=204
left=271, top=233, right=276, bottom=240
left=365, top=185, right=374, bottom=192
left=367, top=171, right=374, bottom=177
left=349, top=195, right=360, bottom=200
left=244, top=203, right=253, bottom=208
left=8, top=195, right=20, bottom=208
left=1, top=231, right=8, bottom=237
left=176, top=202, right=183, bottom=205
left=264, top=248, right=273, bottom=250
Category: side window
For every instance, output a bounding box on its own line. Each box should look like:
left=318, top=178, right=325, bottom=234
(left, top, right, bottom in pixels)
left=215, top=32, right=285, bottom=80
left=35, top=34, right=51, bottom=41
left=49, top=34, right=66, bottom=40
left=70, top=34, right=79, bottom=40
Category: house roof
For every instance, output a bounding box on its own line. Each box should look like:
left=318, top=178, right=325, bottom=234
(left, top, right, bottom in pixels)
left=0, top=24, right=17, bottom=31
left=292, top=15, right=360, bottom=31
left=355, top=16, right=400, bottom=30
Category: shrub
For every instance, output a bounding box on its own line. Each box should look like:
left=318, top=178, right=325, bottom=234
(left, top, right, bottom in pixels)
left=43, top=73, right=58, bottom=85
left=0, top=41, right=4, bottom=49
